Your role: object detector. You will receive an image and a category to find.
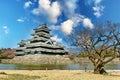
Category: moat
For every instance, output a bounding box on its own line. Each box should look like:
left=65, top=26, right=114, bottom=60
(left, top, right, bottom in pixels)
left=0, top=63, right=120, bottom=70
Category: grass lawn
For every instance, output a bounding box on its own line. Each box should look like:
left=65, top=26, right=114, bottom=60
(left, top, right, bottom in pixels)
left=0, top=70, right=120, bottom=80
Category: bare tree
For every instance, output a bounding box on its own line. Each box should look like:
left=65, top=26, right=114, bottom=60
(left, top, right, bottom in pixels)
left=68, top=22, right=120, bottom=74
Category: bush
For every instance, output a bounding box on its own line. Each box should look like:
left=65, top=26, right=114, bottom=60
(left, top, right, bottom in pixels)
left=0, top=48, right=15, bottom=59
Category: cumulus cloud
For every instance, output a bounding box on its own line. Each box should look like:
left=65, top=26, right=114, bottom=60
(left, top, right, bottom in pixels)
left=39, top=0, right=50, bottom=10
left=61, top=16, right=94, bottom=35
left=59, top=0, right=85, bottom=35
left=17, top=18, right=24, bottom=22
left=59, top=0, right=94, bottom=35
left=24, top=1, right=32, bottom=9
left=65, top=0, right=78, bottom=14
left=32, top=0, right=61, bottom=23
left=61, top=15, right=84, bottom=35
left=51, top=35, right=62, bottom=43
left=3, top=26, right=9, bottom=34
left=31, top=0, right=94, bottom=35
left=61, top=20, right=74, bottom=35
left=83, top=18, right=94, bottom=29
left=58, top=0, right=78, bottom=19
left=48, top=2, right=61, bottom=23
left=93, top=0, right=104, bottom=18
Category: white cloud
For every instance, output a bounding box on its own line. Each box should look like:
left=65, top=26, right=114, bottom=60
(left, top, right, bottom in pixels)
left=32, top=0, right=61, bottom=23
left=65, top=0, right=78, bottom=14
left=94, top=0, right=102, bottom=4
left=61, top=15, right=84, bottom=35
left=59, top=0, right=85, bottom=35
left=51, top=35, right=62, bottom=43
left=48, top=2, right=61, bottom=23
left=58, top=0, right=78, bottom=18
left=24, top=1, right=32, bottom=9
left=50, top=25, right=60, bottom=30
left=61, top=20, right=74, bottom=35
left=93, top=0, right=104, bottom=18
left=39, top=0, right=50, bottom=10
left=71, top=14, right=84, bottom=26
left=32, top=8, right=41, bottom=15
left=32, top=0, right=94, bottom=35
left=93, top=6, right=104, bottom=18
left=83, top=18, right=94, bottom=29
left=17, top=18, right=24, bottom=22
left=61, top=17, right=94, bottom=35
left=3, top=26, right=9, bottom=34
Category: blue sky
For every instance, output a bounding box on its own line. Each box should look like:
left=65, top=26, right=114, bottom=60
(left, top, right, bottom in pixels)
left=0, top=0, right=120, bottom=48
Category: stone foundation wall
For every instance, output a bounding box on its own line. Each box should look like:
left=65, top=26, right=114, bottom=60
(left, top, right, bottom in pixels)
left=1, top=54, right=73, bottom=65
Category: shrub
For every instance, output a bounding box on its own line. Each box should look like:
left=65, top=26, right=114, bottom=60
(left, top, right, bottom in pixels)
left=0, top=48, right=15, bottom=59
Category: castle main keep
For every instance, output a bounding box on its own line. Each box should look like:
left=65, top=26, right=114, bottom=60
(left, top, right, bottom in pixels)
left=15, top=24, right=68, bottom=56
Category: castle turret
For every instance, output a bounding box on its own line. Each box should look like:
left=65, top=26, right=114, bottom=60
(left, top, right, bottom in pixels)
left=15, top=40, right=27, bottom=56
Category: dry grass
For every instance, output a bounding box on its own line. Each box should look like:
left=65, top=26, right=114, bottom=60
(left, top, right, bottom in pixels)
left=0, top=70, right=120, bottom=80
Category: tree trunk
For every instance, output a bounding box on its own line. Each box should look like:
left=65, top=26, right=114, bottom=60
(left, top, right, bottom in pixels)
left=94, top=67, right=102, bottom=74
left=94, top=64, right=107, bottom=74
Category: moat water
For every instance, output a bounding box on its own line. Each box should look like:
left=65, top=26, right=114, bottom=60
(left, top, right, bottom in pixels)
left=0, top=63, right=120, bottom=70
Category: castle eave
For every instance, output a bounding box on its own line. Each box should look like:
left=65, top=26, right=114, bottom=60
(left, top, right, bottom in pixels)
left=30, top=37, right=48, bottom=42
left=25, top=48, right=66, bottom=53
left=26, top=43, right=64, bottom=49
left=15, top=47, right=26, bottom=50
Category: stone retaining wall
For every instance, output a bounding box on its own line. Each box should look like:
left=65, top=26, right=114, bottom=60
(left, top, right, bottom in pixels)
left=1, top=54, right=73, bottom=65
